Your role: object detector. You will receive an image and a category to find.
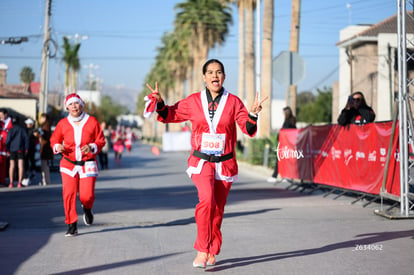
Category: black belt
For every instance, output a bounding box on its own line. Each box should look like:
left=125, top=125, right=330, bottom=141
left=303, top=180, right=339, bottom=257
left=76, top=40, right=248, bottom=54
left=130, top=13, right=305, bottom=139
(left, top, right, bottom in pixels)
left=64, top=157, right=94, bottom=166
left=192, top=150, right=233, bottom=163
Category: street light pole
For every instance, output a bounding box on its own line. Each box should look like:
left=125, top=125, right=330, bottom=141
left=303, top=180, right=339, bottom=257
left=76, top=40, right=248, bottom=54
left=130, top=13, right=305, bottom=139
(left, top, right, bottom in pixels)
left=256, top=0, right=261, bottom=137
left=39, top=0, right=52, bottom=116
left=83, top=63, right=99, bottom=90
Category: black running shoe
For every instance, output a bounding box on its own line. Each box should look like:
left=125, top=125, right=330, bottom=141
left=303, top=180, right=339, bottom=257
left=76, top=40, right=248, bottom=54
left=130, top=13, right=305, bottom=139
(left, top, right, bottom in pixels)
left=83, top=207, right=94, bottom=226
left=65, top=222, right=78, bottom=237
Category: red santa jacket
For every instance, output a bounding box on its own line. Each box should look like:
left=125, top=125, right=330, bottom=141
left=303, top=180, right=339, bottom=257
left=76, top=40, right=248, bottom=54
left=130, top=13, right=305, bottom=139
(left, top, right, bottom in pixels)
left=0, top=117, right=12, bottom=156
left=157, top=89, right=256, bottom=182
left=50, top=114, right=105, bottom=177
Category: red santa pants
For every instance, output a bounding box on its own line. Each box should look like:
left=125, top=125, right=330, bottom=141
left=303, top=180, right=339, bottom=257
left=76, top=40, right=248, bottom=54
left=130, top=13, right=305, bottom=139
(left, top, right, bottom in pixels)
left=192, top=162, right=232, bottom=255
left=0, top=155, right=6, bottom=184
left=61, top=173, right=96, bottom=224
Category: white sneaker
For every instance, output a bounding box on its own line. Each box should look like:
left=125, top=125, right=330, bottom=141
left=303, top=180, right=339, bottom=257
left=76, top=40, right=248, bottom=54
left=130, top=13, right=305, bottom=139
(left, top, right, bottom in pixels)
left=21, top=178, right=30, bottom=186
left=267, top=177, right=277, bottom=183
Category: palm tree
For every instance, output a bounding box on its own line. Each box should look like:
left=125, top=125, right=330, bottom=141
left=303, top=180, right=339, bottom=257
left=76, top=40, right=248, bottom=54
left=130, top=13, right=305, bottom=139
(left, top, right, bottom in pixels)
left=260, top=0, right=274, bottom=138
left=244, top=0, right=256, bottom=108
left=19, top=66, right=35, bottom=93
left=237, top=0, right=246, bottom=102
left=288, top=0, right=301, bottom=114
left=62, top=37, right=72, bottom=94
left=229, top=0, right=273, bottom=138
left=175, top=0, right=232, bottom=93
left=156, top=35, right=176, bottom=108
left=142, top=42, right=176, bottom=136
left=160, top=30, right=191, bottom=103
left=141, top=65, right=165, bottom=139
left=62, top=37, right=81, bottom=95
left=218, top=1, right=254, bottom=108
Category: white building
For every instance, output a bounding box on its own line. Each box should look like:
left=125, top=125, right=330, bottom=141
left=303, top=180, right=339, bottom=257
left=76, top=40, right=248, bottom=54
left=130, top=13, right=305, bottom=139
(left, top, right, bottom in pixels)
left=335, top=13, right=414, bottom=122
left=77, top=90, right=101, bottom=108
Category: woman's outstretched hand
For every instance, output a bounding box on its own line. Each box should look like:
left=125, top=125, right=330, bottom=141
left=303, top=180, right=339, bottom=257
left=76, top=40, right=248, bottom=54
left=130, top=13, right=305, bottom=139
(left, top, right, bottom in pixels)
left=250, top=92, right=268, bottom=115
left=146, top=82, right=163, bottom=102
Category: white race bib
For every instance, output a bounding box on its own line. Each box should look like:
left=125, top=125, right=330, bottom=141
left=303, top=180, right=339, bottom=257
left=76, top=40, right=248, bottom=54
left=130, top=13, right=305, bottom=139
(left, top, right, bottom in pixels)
left=84, top=161, right=98, bottom=177
left=201, top=133, right=226, bottom=155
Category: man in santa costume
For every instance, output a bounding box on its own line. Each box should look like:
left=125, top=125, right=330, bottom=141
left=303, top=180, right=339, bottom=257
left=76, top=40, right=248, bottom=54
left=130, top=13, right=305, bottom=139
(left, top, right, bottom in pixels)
left=50, top=93, right=105, bottom=236
left=146, top=59, right=267, bottom=268
left=0, top=108, right=13, bottom=186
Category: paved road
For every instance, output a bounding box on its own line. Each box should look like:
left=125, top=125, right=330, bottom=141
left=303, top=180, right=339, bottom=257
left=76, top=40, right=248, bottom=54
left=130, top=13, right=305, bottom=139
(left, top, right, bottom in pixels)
left=0, top=142, right=413, bottom=275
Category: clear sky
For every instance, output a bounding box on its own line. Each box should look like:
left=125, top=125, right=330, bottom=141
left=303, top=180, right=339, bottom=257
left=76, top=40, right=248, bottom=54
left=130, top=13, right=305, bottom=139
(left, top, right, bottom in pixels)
left=0, top=0, right=397, bottom=110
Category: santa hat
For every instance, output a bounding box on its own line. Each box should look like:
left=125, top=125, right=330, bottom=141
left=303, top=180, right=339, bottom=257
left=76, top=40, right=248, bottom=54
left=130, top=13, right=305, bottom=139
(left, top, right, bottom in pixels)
left=143, top=92, right=158, bottom=118
left=25, top=118, right=34, bottom=125
left=65, top=93, right=85, bottom=109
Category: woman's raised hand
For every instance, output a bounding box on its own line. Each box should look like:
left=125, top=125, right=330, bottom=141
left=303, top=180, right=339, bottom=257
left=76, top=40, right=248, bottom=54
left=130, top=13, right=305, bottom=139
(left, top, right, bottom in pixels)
left=250, top=92, right=268, bottom=115
left=146, top=82, right=163, bottom=102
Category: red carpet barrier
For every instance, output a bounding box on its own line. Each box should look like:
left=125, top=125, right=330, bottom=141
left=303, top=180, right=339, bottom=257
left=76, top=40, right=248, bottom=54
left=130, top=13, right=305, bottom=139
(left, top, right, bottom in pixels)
left=277, top=121, right=400, bottom=196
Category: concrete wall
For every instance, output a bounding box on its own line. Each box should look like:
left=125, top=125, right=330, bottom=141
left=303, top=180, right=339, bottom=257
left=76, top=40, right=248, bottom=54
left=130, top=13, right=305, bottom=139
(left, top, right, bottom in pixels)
left=0, top=64, right=7, bottom=86
left=331, top=81, right=340, bottom=123
left=353, top=43, right=378, bottom=104
left=0, top=98, right=37, bottom=119
left=77, top=90, right=101, bottom=107
left=377, top=33, right=397, bottom=121
left=338, top=25, right=371, bottom=111
left=271, top=99, right=287, bottom=130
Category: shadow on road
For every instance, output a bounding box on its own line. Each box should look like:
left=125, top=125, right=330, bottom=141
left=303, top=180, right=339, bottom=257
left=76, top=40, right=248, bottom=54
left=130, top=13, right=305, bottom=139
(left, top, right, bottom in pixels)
left=206, top=229, right=414, bottom=272
left=81, top=208, right=281, bottom=236
left=50, top=252, right=184, bottom=275
left=97, top=171, right=182, bottom=182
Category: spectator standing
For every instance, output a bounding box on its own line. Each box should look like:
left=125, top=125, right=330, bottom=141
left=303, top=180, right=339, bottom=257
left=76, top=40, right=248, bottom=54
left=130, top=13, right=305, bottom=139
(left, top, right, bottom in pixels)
left=25, top=118, right=37, bottom=173
left=6, top=117, right=29, bottom=188
left=98, top=121, right=110, bottom=170
left=281, top=106, right=297, bottom=129
left=337, top=91, right=376, bottom=126
left=0, top=108, right=12, bottom=186
left=107, top=124, right=114, bottom=149
left=0, top=119, right=5, bottom=187
left=268, top=106, right=297, bottom=183
left=38, top=114, right=54, bottom=186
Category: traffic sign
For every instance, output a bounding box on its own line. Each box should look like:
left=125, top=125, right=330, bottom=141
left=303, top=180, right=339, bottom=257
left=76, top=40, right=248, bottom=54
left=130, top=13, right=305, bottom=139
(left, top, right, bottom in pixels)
left=272, top=51, right=305, bottom=86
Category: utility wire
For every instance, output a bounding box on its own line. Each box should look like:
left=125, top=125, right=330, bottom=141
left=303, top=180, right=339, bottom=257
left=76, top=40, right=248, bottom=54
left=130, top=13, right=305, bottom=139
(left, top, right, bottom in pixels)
left=309, top=64, right=340, bottom=91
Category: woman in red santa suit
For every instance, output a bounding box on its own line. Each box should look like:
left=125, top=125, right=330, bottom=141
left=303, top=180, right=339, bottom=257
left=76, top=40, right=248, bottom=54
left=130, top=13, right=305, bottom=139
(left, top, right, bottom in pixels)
left=0, top=108, right=13, bottom=186
left=50, top=94, right=105, bottom=237
left=146, top=59, right=267, bottom=268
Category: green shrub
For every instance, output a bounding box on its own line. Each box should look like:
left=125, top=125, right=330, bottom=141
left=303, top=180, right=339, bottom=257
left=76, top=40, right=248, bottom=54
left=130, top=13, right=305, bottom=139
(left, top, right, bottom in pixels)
left=245, top=137, right=274, bottom=166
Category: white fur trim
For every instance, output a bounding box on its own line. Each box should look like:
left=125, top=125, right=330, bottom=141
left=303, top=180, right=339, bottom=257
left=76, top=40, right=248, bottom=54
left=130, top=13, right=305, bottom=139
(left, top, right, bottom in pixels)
left=65, top=96, right=84, bottom=108
left=67, top=114, right=90, bottom=161
left=60, top=164, right=98, bottom=178
left=186, top=159, right=206, bottom=177
left=192, top=90, right=235, bottom=181
left=53, top=144, right=61, bottom=154
left=60, top=167, right=80, bottom=177
left=2, top=117, right=11, bottom=130
left=215, top=162, right=237, bottom=182
left=89, top=143, right=97, bottom=154
left=143, top=97, right=155, bottom=118
left=185, top=158, right=237, bottom=182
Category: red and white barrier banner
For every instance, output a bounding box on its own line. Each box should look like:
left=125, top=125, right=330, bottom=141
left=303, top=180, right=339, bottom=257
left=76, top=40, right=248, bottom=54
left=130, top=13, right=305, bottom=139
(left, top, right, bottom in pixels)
left=277, top=121, right=400, bottom=196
